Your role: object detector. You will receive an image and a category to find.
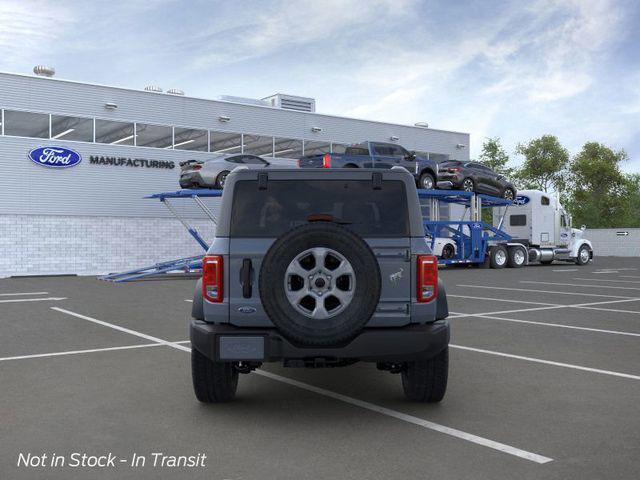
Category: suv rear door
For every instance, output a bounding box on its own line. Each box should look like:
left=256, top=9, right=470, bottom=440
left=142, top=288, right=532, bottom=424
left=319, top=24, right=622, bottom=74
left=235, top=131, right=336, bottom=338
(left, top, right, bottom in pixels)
left=226, top=177, right=412, bottom=327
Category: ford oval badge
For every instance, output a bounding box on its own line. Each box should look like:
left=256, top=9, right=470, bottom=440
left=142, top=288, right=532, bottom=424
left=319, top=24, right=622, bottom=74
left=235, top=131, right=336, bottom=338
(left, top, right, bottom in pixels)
left=514, top=195, right=530, bottom=206
left=28, top=146, right=82, bottom=168
left=237, top=306, right=257, bottom=314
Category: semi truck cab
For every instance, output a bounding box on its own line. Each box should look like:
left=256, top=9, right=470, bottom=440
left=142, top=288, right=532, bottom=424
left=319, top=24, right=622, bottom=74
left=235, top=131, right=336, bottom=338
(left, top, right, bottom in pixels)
left=496, top=190, right=593, bottom=265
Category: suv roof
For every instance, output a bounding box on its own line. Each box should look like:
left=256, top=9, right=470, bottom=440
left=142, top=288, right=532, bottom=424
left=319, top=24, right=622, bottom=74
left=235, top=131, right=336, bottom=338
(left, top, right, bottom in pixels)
left=215, top=168, right=425, bottom=238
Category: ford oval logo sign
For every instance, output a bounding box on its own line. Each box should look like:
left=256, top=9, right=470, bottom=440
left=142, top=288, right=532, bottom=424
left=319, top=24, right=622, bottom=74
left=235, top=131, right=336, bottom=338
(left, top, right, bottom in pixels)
left=514, top=195, right=530, bottom=206
left=28, top=146, right=82, bottom=168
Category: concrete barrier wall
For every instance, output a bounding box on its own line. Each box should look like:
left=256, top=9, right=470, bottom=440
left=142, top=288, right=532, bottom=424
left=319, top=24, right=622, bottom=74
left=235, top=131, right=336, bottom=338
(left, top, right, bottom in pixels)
left=584, top=228, right=640, bottom=257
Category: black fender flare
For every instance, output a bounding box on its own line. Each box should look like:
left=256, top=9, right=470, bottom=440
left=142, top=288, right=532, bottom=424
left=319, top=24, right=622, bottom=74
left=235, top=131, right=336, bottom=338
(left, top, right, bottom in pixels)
left=192, top=278, right=204, bottom=320
left=436, top=278, right=448, bottom=320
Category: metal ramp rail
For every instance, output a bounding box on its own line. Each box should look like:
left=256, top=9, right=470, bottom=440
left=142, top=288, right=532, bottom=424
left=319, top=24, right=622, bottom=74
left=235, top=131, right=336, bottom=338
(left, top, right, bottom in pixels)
left=417, top=189, right=513, bottom=265
left=100, top=189, right=222, bottom=282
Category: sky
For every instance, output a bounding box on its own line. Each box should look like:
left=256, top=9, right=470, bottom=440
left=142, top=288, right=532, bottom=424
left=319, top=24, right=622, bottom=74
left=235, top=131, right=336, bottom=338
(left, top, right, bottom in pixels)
left=1, top=0, right=639, bottom=171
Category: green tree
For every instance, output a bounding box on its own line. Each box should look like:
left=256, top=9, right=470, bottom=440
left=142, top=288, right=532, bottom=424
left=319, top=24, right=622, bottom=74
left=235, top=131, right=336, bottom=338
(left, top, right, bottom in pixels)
left=515, top=135, right=569, bottom=192
left=478, top=137, right=514, bottom=177
left=566, top=142, right=633, bottom=228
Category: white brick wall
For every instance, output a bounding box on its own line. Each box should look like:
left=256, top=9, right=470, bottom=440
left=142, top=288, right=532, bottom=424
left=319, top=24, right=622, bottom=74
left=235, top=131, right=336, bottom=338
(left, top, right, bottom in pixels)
left=584, top=228, right=640, bottom=257
left=0, top=215, right=216, bottom=278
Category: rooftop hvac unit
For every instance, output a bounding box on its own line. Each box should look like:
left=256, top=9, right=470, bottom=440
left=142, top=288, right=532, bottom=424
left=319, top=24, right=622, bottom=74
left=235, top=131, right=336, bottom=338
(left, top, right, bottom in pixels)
left=262, top=94, right=316, bottom=112
left=33, top=65, right=55, bottom=77
left=167, top=88, right=185, bottom=96
left=144, top=85, right=163, bottom=93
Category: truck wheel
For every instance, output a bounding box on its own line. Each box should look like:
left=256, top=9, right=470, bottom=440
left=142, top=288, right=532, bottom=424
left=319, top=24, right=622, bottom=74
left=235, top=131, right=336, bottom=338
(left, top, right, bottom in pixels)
left=191, top=349, right=238, bottom=403
left=402, top=347, right=448, bottom=402
left=259, top=222, right=381, bottom=346
left=502, top=188, right=515, bottom=200
left=507, top=246, right=526, bottom=268
left=576, top=245, right=591, bottom=265
left=419, top=172, right=435, bottom=190
left=215, top=171, right=230, bottom=189
left=489, top=245, right=508, bottom=269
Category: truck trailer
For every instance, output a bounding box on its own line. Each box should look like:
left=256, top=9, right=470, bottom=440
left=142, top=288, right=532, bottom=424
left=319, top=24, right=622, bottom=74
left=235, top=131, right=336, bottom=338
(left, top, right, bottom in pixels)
left=421, top=189, right=593, bottom=268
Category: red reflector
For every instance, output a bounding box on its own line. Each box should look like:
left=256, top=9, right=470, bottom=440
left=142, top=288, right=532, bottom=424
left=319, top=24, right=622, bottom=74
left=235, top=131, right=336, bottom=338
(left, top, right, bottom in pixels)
left=322, top=153, right=331, bottom=168
left=202, top=255, right=223, bottom=303
left=417, top=254, right=438, bottom=302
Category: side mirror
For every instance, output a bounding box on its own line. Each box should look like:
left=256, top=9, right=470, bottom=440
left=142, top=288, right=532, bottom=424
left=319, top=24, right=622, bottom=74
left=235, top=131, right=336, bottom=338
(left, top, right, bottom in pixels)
left=405, top=151, right=416, bottom=160
left=581, top=225, right=586, bottom=231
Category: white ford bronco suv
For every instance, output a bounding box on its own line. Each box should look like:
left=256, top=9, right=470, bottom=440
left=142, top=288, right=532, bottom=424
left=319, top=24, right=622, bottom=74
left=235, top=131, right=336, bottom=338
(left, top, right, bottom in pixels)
left=190, top=168, right=450, bottom=403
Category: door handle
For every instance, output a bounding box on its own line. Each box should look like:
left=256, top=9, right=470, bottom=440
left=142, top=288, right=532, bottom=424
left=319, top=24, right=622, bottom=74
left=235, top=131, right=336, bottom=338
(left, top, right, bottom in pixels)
left=240, top=259, right=253, bottom=298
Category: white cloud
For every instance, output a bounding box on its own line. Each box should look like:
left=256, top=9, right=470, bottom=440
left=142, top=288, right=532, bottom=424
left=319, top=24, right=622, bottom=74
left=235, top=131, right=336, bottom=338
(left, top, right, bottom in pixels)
left=0, top=0, right=74, bottom=68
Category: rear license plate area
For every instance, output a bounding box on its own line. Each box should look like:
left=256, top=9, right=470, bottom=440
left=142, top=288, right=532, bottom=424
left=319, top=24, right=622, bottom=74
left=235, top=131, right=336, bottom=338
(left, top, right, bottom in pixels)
left=219, top=336, right=265, bottom=360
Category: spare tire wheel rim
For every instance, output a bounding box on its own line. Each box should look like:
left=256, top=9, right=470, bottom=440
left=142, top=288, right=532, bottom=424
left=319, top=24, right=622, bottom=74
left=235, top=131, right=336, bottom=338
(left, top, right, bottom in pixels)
left=284, top=247, right=356, bottom=319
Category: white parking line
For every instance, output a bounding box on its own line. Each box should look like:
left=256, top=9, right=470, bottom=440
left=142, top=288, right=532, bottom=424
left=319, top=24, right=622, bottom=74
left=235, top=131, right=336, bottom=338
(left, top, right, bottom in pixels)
left=51, top=307, right=191, bottom=352
left=447, top=295, right=559, bottom=307
left=573, top=278, right=640, bottom=284
left=0, top=341, right=191, bottom=362
left=621, top=275, right=640, bottom=279
left=456, top=284, right=636, bottom=299
left=0, top=297, right=67, bottom=304
left=256, top=369, right=552, bottom=464
left=522, top=281, right=640, bottom=292
left=449, top=312, right=640, bottom=337
left=49, top=307, right=553, bottom=464
left=0, top=292, right=49, bottom=296
left=552, top=269, right=578, bottom=272
left=185, top=299, right=193, bottom=303
left=450, top=345, right=640, bottom=381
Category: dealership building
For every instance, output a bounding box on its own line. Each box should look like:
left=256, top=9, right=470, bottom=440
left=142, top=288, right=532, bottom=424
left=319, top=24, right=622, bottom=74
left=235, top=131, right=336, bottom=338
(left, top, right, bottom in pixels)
left=0, top=69, right=470, bottom=278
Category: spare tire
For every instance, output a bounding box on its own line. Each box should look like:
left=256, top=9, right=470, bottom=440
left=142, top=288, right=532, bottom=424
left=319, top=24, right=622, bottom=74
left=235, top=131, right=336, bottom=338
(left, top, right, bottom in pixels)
left=259, top=222, right=381, bottom=346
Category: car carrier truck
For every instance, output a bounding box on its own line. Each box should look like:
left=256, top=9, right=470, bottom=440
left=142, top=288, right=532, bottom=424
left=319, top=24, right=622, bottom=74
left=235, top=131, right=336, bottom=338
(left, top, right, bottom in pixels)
left=421, top=189, right=593, bottom=268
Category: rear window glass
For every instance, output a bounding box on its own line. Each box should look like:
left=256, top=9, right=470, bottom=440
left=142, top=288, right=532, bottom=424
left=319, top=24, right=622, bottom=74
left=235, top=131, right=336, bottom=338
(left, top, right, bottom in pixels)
left=510, top=214, right=527, bottom=226
left=230, top=180, right=409, bottom=237
left=345, top=146, right=369, bottom=156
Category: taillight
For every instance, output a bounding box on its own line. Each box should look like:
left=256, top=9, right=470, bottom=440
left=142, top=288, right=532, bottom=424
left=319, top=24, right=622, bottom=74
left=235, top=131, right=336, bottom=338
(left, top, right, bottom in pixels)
left=417, top=255, right=438, bottom=302
left=202, top=255, right=223, bottom=302
left=192, top=165, right=202, bottom=170
left=297, top=159, right=301, bottom=167
left=322, top=153, right=331, bottom=168
left=448, top=167, right=460, bottom=173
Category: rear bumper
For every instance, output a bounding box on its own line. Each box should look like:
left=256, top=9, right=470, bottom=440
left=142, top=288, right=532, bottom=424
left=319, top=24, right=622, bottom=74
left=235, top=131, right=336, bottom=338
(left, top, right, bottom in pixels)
left=190, top=320, right=450, bottom=364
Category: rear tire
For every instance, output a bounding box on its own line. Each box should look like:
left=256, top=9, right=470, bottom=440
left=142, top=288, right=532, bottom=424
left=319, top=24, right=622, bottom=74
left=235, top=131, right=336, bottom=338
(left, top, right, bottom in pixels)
left=490, top=245, right=508, bottom=269
left=419, top=172, right=435, bottom=190
left=462, top=178, right=475, bottom=192
left=502, top=187, right=515, bottom=201
left=215, top=170, right=230, bottom=189
left=402, top=347, right=448, bottom=402
left=191, top=349, right=238, bottom=403
left=441, top=243, right=455, bottom=260
left=507, top=246, right=526, bottom=268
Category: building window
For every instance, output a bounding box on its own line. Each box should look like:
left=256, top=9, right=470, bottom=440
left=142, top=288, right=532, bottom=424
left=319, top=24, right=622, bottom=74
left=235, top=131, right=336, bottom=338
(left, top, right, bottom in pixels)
left=95, top=119, right=135, bottom=145
left=303, top=140, right=331, bottom=156
left=243, top=135, right=274, bottom=156
left=541, top=196, right=550, bottom=206
left=274, top=137, right=303, bottom=158
left=331, top=143, right=348, bottom=154
left=173, top=127, right=208, bottom=151
left=51, top=115, right=93, bottom=142
left=210, top=131, right=242, bottom=154
left=3, top=110, right=49, bottom=138
left=135, top=123, right=172, bottom=149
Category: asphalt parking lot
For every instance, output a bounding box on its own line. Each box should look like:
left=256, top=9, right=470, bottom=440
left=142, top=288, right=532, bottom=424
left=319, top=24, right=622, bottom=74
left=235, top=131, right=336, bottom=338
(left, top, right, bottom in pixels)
left=1, top=258, right=639, bottom=480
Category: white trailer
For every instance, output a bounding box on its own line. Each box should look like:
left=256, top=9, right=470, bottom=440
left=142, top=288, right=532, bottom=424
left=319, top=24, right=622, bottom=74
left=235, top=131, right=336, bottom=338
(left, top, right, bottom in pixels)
left=494, top=190, right=593, bottom=266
